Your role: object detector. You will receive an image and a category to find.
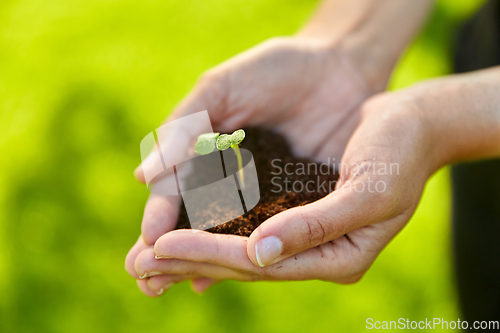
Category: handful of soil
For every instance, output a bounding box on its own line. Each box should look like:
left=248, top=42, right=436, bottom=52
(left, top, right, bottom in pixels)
left=175, top=128, right=339, bottom=236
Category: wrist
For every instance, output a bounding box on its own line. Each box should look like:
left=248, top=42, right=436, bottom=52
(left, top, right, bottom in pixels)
left=405, top=68, right=500, bottom=172
left=297, top=0, right=434, bottom=93
left=292, top=32, right=399, bottom=95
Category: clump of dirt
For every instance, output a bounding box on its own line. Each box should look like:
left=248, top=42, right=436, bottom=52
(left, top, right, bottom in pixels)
left=175, top=127, right=339, bottom=236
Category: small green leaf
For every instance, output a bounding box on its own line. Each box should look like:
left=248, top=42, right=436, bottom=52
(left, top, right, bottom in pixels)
left=228, top=129, right=245, bottom=145
left=214, top=129, right=245, bottom=151
left=216, top=134, right=232, bottom=151
left=198, top=132, right=220, bottom=141
left=194, top=132, right=219, bottom=155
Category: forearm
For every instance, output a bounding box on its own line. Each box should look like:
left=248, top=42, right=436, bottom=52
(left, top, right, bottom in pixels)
left=412, top=67, right=500, bottom=172
left=298, top=0, right=435, bottom=91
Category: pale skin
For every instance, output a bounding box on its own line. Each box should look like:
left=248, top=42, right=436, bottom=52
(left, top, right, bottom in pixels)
left=125, top=0, right=500, bottom=297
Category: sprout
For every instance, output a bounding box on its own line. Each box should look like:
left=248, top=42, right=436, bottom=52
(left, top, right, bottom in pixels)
left=194, top=129, right=246, bottom=188
left=194, top=132, right=220, bottom=155
left=215, top=134, right=231, bottom=151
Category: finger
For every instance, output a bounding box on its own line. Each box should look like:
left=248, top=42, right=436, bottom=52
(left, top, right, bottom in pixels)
left=136, top=246, right=250, bottom=281
left=246, top=175, right=400, bottom=267
left=191, top=277, right=219, bottom=294
left=154, top=229, right=253, bottom=271
left=153, top=229, right=359, bottom=281
left=134, top=165, right=147, bottom=184
left=136, top=279, right=161, bottom=298
left=146, top=274, right=195, bottom=295
left=141, top=194, right=181, bottom=245
left=125, top=235, right=149, bottom=279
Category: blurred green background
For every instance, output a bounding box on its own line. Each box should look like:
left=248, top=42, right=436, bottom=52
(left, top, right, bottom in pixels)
left=0, top=0, right=487, bottom=332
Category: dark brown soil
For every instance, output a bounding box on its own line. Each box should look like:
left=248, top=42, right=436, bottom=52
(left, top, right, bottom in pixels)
left=175, top=128, right=339, bottom=236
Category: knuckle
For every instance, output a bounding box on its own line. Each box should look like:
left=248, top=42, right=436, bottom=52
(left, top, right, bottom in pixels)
left=253, top=265, right=284, bottom=281
left=253, top=267, right=273, bottom=280
left=183, top=267, right=199, bottom=276
left=301, top=217, right=327, bottom=248
left=134, top=248, right=155, bottom=273
left=196, top=69, right=227, bottom=106
left=157, top=259, right=177, bottom=274
left=316, top=241, right=336, bottom=260
left=198, top=69, right=219, bottom=85
left=256, top=37, right=306, bottom=58
left=260, top=36, right=289, bottom=48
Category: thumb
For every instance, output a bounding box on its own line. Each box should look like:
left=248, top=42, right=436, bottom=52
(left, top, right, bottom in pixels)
left=246, top=173, right=399, bottom=267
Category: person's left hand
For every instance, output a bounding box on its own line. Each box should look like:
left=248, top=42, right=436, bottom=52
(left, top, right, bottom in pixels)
left=130, top=89, right=439, bottom=296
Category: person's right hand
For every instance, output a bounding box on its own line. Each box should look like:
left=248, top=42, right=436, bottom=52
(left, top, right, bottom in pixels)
left=137, top=67, right=500, bottom=296
left=132, top=89, right=433, bottom=295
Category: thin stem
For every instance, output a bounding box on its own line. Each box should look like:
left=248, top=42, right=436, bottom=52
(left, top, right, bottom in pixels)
left=231, top=144, right=245, bottom=189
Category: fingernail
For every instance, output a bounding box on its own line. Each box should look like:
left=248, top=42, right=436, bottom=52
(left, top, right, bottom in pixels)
left=255, top=236, right=282, bottom=267
left=139, top=271, right=162, bottom=279
left=155, top=255, right=171, bottom=259
left=156, top=283, right=174, bottom=295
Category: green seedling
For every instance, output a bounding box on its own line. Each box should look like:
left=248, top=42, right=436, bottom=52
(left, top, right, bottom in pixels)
left=194, top=132, right=220, bottom=155
left=194, top=129, right=246, bottom=188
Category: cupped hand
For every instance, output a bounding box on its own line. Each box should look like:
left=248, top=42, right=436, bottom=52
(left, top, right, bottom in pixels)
left=126, top=36, right=393, bottom=296
left=132, top=36, right=382, bottom=243
left=130, top=89, right=438, bottom=295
